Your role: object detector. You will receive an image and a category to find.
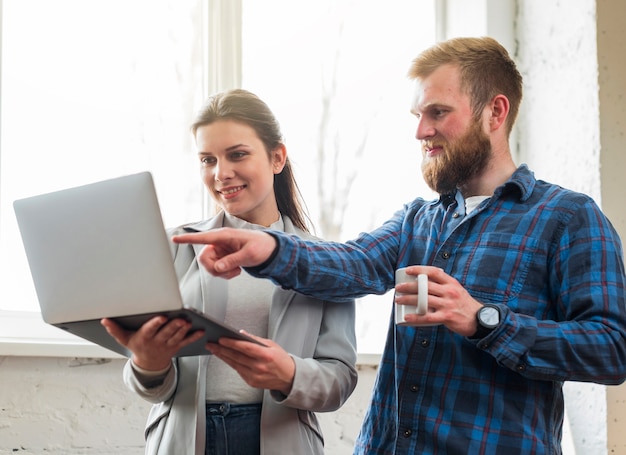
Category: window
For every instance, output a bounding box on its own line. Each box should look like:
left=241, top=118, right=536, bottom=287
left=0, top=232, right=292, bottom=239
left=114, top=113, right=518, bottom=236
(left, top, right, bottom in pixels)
left=0, top=0, right=206, bottom=311
left=0, top=0, right=437, bottom=355
left=241, top=0, right=436, bottom=353
left=0, top=0, right=208, bottom=354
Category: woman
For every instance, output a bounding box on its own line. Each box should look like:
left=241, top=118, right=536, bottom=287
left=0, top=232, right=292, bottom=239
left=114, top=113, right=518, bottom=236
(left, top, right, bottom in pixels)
left=102, top=89, right=358, bottom=454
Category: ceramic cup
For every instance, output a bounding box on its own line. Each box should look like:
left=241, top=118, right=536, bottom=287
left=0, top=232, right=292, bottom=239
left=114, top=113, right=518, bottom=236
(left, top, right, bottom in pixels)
left=394, top=267, right=433, bottom=326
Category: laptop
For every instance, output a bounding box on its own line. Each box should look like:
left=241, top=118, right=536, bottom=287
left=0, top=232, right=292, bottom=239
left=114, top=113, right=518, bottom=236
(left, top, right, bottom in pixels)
left=13, top=171, right=263, bottom=357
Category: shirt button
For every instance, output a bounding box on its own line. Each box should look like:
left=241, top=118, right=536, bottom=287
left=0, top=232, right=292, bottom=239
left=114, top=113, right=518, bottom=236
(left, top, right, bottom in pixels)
left=403, top=429, right=412, bottom=438
left=452, top=212, right=460, bottom=218
left=421, top=339, right=430, bottom=347
left=517, top=364, right=527, bottom=372
left=410, top=384, right=419, bottom=392
left=441, top=251, right=451, bottom=259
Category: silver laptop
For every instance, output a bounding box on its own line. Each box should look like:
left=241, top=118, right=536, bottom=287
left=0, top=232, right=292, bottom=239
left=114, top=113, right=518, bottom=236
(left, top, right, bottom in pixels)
left=13, top=172, right=262, bottom=357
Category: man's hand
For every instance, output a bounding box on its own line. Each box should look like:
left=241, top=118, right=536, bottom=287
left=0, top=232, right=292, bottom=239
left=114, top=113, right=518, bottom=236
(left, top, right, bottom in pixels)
left=395, top=266, right=483, bottom=336
left=172, top=228, right=278, bottom=279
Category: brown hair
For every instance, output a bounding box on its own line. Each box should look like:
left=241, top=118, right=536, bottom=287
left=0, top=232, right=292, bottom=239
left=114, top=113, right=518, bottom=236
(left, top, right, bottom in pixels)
left=191, top=89, right=311, bottom=232
left=408, top=36, right=523, bottom=136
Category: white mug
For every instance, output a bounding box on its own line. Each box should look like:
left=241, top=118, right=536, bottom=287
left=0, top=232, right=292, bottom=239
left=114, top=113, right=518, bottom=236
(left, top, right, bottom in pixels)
left=395, top=267, right=436, bottom=326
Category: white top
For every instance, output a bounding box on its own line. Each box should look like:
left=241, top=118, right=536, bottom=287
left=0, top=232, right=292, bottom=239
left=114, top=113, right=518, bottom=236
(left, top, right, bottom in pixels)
left=465, top=195, right=490, bottom=215
left=204, top=213, right=283, bottom=403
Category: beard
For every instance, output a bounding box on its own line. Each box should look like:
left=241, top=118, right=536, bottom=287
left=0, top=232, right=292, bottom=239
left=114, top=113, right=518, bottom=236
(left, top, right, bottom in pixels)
left=421, top=118, right=492, bottom=194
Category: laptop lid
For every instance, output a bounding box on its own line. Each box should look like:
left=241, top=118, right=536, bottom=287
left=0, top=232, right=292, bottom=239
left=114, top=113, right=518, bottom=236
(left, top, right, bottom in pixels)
left=13, top=172, right=183, bottom=324
left=13, top=172, right=264, bottom=357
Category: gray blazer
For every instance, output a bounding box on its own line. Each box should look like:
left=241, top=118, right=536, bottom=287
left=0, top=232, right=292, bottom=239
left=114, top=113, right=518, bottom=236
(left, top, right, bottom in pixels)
left=123, top=213, right=358, bottom=454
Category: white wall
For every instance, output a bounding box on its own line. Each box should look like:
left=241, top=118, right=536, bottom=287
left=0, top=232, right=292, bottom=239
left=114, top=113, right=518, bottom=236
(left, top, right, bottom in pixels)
left=0, top=356, right=146, bottom=454
left=0, top=355, right=378, bottom=454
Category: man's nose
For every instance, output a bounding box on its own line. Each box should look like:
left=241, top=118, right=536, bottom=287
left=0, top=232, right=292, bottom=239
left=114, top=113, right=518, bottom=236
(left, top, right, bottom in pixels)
left=415, top=117, right=435, bottom=141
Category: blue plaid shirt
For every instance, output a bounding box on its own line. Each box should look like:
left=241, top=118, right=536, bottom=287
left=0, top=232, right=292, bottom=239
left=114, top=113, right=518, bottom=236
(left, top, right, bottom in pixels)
left=249, top=165, right=626, bottom=454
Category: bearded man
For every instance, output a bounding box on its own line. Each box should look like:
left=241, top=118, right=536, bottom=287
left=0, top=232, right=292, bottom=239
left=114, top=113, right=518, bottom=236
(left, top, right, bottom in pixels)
left=174, top=37, right=626, bottom=455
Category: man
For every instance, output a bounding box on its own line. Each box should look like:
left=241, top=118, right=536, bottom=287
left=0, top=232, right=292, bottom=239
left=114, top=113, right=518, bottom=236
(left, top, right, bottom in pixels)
left=174, top=37, right=626, bottom=454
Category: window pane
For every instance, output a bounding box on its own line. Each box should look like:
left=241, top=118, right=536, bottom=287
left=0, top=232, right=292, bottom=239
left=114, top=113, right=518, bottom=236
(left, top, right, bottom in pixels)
left=242, top=0, right=436, bottom=353
left=0, top=0, right=206, bottom=311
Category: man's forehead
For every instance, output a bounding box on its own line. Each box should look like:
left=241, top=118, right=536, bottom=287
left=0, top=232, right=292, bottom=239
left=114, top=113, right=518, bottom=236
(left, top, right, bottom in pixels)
left=410, top=67, right=468, bottom=112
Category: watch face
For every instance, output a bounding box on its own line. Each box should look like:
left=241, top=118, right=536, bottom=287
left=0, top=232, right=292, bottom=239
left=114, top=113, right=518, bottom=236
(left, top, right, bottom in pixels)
left=480, top=306, right=500, bottom=327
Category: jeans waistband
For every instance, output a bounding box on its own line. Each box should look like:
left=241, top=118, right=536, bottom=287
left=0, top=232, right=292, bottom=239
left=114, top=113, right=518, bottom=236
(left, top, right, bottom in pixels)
left=205, top=402, right=262, bottom=417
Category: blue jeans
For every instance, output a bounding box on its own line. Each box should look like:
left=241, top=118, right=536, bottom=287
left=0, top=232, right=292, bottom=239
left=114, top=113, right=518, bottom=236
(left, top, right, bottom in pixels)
left=205, top=402, right=262, bottom=455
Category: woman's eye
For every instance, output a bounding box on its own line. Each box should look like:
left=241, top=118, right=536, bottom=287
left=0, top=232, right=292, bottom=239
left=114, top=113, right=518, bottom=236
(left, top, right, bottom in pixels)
left=230, top=151, right=246, bottom=160
left=200, top=156, right=216, bottom=166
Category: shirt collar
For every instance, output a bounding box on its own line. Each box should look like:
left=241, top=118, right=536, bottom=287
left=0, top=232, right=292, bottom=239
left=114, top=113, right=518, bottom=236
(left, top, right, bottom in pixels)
left=222, top=211, right=284, bottom=231
left=497, top=164, right=536, bottom=202
left=437, top=163, right=536, bottom=206
left=439, top=192, right=457, bottom=208
left=182, top=211, right=285, bottom=233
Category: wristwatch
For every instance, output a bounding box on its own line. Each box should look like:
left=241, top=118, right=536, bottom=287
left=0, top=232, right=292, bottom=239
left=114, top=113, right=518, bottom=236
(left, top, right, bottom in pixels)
left=473, top=304, right=501, bottom=339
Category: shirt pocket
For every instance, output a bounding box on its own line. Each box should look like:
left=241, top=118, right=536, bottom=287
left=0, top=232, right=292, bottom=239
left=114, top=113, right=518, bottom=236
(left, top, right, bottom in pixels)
left=454, top=233, right=543, bottom=305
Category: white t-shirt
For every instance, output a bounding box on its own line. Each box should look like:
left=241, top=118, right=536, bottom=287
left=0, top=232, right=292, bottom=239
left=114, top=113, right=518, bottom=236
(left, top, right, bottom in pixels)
left=204, top=213, right=283, bottom=404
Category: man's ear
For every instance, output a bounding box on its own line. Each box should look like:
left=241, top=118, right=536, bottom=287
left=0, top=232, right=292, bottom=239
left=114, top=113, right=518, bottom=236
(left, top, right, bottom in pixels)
left=488, top=94, right=510, bottom=132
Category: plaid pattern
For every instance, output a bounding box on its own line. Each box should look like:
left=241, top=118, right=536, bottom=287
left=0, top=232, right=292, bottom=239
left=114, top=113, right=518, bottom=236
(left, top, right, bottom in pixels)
left=251, top=165, right=626, bottom=454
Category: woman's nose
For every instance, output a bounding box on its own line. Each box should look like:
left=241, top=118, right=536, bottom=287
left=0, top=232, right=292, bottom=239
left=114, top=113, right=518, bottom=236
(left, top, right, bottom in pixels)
left=214, top=160, right=234, bottom=181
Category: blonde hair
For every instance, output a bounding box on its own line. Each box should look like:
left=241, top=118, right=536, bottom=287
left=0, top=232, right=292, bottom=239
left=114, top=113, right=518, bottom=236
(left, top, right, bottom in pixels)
left=408, top=36, right=523, bottom=136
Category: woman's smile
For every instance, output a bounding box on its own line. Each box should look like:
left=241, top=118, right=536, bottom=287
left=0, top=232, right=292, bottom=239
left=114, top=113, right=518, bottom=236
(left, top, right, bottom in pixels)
left=218, top=185, right=247, bottom=198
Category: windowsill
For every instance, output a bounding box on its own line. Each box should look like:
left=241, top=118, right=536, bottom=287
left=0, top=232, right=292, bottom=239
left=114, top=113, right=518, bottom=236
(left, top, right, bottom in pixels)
left=0, top=310, right=382, bottom=365
left=0, top=310, right=124, bottom=358
left=356, top=353, right=381, bottom=367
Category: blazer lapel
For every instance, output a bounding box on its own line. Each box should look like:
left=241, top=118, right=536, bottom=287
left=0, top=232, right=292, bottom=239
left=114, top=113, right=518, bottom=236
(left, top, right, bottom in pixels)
left=184, top=213, right=229, bottom=322
left=267, top=217, right=303, bottom=338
